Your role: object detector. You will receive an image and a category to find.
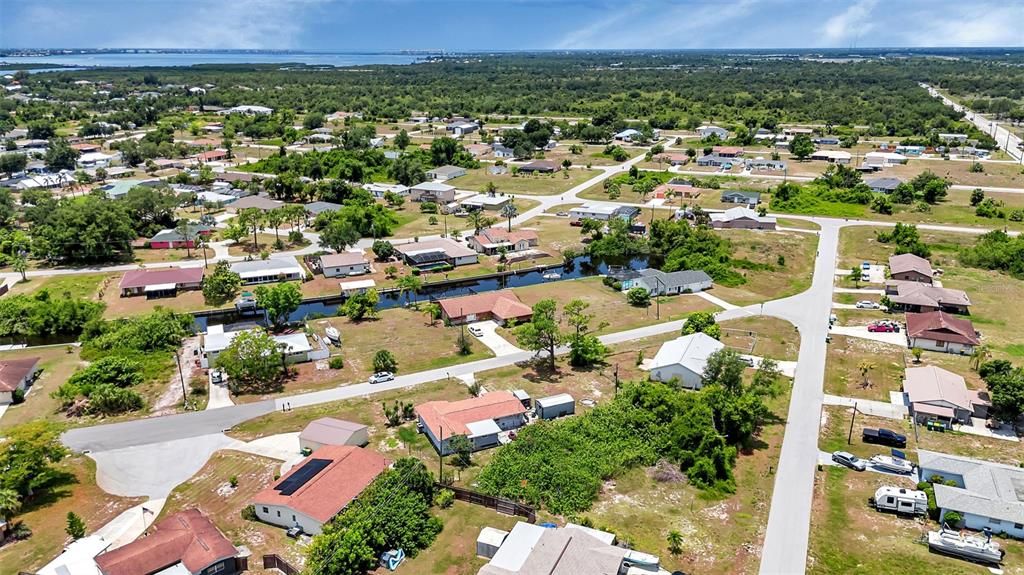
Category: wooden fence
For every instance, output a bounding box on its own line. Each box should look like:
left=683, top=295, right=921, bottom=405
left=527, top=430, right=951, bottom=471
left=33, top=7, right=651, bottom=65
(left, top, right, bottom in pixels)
left=263, top=554, right=300, bottom=575
left=441, top=484, right=536, bottom=523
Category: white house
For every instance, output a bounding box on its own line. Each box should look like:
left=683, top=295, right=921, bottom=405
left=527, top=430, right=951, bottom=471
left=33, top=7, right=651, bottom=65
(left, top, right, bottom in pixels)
left=864, top=151, right=908, bottom=167
left=0, top=357, right=40, bottom=404
left=229, top=257, right=304, bottom=285
left=202, top=326, right=314, bottom=368
left=426, top=165, right=467, bottom=181
left=568, top=203, right=640, bottom=223
left=697, top=125, right=729, bottom=139
left=409, top=181, right=457, bottom=203
left=76, top=152, right=114, bottom=168
left=618, top=269, right=713, bottom=296
left=919, top=450, right=1024, bottom=538
left=319, top=251, right=370, bottom=278
left=647, top=333, right=725, bottom=389
left=810, top=150, right=852, bottom=164
left=415, top=391, right=527, bottom=455
left=906, top=311, right=980, bottom=355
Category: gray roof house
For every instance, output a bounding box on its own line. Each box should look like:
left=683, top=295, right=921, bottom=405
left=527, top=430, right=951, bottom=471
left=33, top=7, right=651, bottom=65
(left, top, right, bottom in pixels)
left=426, top=165, right=467, bottom=181
left=647, top=333, right=726, bottom=390
left=919, top=450, right=1024, bottom=537
left=721, top=190, right=761, bottom=205
left=619, top=269, right=713, bottom=296
left=305, top=201, right=343, bottom=215
left=866, top=177, right=902, bottom=194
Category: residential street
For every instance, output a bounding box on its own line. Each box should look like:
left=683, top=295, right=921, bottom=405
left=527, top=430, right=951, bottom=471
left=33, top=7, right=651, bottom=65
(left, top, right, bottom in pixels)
left=924, top=83, right=1023, bottom=163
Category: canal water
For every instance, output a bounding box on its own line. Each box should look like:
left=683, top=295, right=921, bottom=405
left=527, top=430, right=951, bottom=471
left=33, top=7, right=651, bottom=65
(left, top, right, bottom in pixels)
left=193, top=254, right=651, bottom=331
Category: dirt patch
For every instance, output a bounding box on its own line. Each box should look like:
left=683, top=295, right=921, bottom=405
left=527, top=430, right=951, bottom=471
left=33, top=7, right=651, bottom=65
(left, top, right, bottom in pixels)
left=151, top=335, right=201, bottom=415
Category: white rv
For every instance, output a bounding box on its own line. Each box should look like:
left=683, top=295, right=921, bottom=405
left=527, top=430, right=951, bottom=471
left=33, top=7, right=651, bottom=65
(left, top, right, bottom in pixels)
left=871, top=486, right=927, bottom=516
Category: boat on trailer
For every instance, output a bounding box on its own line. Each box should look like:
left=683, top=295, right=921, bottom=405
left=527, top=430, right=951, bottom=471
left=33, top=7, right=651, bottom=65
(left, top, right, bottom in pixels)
left=927, top=526, right=1004, bottom=565
left=870, top=454, right=915, bottom=475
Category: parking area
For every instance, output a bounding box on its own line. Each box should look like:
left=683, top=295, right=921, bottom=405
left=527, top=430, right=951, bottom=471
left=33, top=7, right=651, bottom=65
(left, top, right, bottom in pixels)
left=830, top=324, right=907, bottom=346
left=467, top=320, right=523, bottom=357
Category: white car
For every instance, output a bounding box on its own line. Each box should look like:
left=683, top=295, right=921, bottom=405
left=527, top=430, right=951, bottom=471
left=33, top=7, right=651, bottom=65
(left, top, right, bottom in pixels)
left=855, top=300, right=880, bottom=309
left=368, top=371, right=395, bottom=384
left=468, top=325, right=484, bottom=337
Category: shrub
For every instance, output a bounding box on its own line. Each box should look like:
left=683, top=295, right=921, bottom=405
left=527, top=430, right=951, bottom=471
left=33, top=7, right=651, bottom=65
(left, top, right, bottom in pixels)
left=11, top=388, right=25, bottom=404
left=942, top=511, right=963, bottom=526
left=229, top=475, right=239, bottom=488
left=288, top=230, right=304, bottom=243
left=241, top=504, right=257, bottom=521
left=411, top=268, right=421, bottom=276
left=434, top=488, right=455, bottom=509
left=329, top=356, right=345, bottom=369
left=626, top=287, right=650, bottom=307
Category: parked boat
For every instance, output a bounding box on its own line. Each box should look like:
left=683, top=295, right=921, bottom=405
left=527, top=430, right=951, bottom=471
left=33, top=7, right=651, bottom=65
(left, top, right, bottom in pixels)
left=324, top=326, right=341, bottom=343
left=870, top=454, right=915, bottom=475
left=927, top=527, right=1004, bottom=565
left=542, top=272, right=561, bottom=280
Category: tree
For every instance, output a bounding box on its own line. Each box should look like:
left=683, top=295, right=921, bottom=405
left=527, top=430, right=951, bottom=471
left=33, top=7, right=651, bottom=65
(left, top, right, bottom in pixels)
left=970, top=344, right=991, bottom=372
left=871, top=194, right=893, bottom=215
left=431, top=136, right=460, bottom=166
left=789, top=134, right=815, bottom=160
left=389, top=155, right=426, bottom=186
left=44, top=138, right=80, bottom=172
left=682, top=311, right=720, bottom=339
left=564, top=298, right=607, bottom=367
left=303, top=112, right=325, bottom=130
left=626, top=287, right=651, bottom=307
left=342, top=289, right=380, bottom=320
left=254, top=283, right=303, bottom=330
left=514, top=299, right=563, bottom=370
left=449, top=434, right=473, bottom=469
left=0, top=152, right=27, bottom=177
left=423, top=302, right=441, bottom=326
left=215, top=330, right=286, bottom=394
left=970, top=188, right=985, bottom=207
left=66, top=511, right=86, bottom=540
left=667, top=530, right=683, bottom=556
left=984, top=366, right=1024, bottom=421
left=12, top=256, right=27, bottom=282
left=29, top=195, right=136, bottom=263
left=858, top=360, right=876, bottom=388
left=911, top=347, right=923, bottom=363
left=265, top=208, right=287, bottom=246
left=319, top=218, right=361, bottom=252
left=466, top=210, right=495, bottom=235
left=0, top=488, right=22, bottom=519
left=0, top=421, right=68, bottom=498
left=372, top=239, right=396, bottom=261
left=202, top=261, right=242, bottom=305
left=394, top=129, right=410, bottom=150
left=373, top=349, right=398, bottom=373
left=500, top=202, right=519, bottom=232
left=396, top=274, right=422, bottom=303
left=237, top=208, right=265, bottom=250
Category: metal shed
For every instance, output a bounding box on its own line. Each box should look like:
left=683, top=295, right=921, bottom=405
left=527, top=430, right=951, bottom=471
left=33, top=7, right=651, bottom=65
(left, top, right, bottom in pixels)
left=535, top=393, right=575, bottom=420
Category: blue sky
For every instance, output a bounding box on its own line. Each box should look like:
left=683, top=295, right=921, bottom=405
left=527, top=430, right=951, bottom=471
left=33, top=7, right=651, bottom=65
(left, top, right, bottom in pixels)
left=2, top=0, right=1022, bottom=50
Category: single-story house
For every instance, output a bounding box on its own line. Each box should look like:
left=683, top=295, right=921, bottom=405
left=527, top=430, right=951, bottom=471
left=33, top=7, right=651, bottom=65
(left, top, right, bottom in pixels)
left=416, top=391, right=527, bottom=454
left=712, top=146, right=744, bottom=158
left=657, top=153, right=690, bottom=166
left=299, top=418, right=369, bottom=451
left=319, top=251, right=371, bottom=278
left=711, top=206, right=777, bottom=230
left=363, top=182, right=410, bottom=198
left=227, top=194, right=284, bottom=212
left=215, top=171, right=263, bottom=185
left=203, top=325, right=314, bottom=368
left=810, top=150, right=852, bottom=164
left=77, top=152, right=114, bottom=168
left=152, top=158, right=186, bottom=170
left=148, top=224, right=214, bottom=249
left=70, top=142, right=101, bottom=153
left=906, top=311, right=980, bottom=354
left=653, top=179, right=700, bottom=199
left=697, top=125, right=729, bottom=139
left=618, top=268, right=713, bottom=296
left=95, top=509, right=245, bottom=575
left=889, top=253, right=933, bottom=284
left=864, top=151, right=908, bottom=167
left=119, top=267, right=205, bottom=298
left=195, top=149, right=229, bottom=163
left=220, top=105, right=273, bottom=115
left=447, top=122, right=478, bottom=137
left=491, top=144, right=516, bottom=159
left=568, top=204, right=639, bottom=223
left=0, top=357, right=40, bottom=404
left=461, top=194, right=511, bottom=211
left=939, top=133, right=969, bottom=143
left=252, top=445, right=389, bottom=535
left=395, top=237, right=478, bottom=269
left=885, top=280, right=971, bottom=314
left=305, top=201, right=343, bottom=216
left=918, top=450, right=1024, bottom=538
left=437, top=290, right=533, bottom=325
left=866, top=177, right=902, bottom=194
left=99, top=179, right=146, bottom=199
left=895, top=145, right=925, bottom=156
left=614, top=128, right=641, bottom=142
left=517, top=160, right=560, bottom=174
left=340, top=278, right=376, bottom=296
left=229, top=257, right=304, bottom=284
left=784, top=127, right=814, bottom=136
left=720, top=190, right=762, bottom=205
left=467, top=227, right=539, bottom=255
left=648, top=332, right=725, bottom=389
left=410, top=181, right=457, bottom=203
left=745, top=158, right=786, bottom=171
left=464, top=143, right=491, bottom=157
left=696, top=154, right=734, bottom=167
left=426, top=165, right=467, bottom=181
left=814, top=137, right=840, bottom=146
left=904, top=366, right=989, bottom=427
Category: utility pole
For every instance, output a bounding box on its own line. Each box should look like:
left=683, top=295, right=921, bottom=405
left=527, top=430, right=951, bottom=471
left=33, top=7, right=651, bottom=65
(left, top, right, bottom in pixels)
left=847, top=402, right=858, bottom=445
left=655, top=277, right=662, bottom=320
left=175, top=350, right=187, bottom=410
left=438, top=425, right=444, bottom=484
left=613, top=363, right=620, bottom=396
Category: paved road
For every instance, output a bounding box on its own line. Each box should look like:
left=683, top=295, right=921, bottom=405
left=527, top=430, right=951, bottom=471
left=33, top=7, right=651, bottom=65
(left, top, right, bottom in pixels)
left=923, top=83, right=1023, bottom=163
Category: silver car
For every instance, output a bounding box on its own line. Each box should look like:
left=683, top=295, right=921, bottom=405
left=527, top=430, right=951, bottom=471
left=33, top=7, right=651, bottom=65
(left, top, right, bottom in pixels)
left=368, top=371, right=395, bottom=384
left=832, top=451, right=867, bottom=471
left=855, top=300, right=879, bottom=309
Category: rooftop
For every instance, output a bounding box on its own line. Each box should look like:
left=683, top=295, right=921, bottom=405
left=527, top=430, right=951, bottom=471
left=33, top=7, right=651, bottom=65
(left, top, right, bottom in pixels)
left=649, top=332, right=725, bottom=373
left=920, top=450, right=1024, bottom=525
left=479, top=521, right=631, bottom=575
left=437, top=290, right=533, bottom=322
left=395, top=237, right=477, bottom=259
left=711, top=206, right=776, bottom=224
left=906, top=311, right=979, bottom=346
left=119, top=267, right=204, bottom=290
left=229, top=257, right=303, bottom=279
left=416, top=391, right=527, bottom=438
left=904, top=366, right=979, bottom=412
left=888, top=281, right=970, bottom=309
left=229, top=195, right=285, bottom=211
left=0, top=357, right=40, bottom=392
left=320, top=251, right=368, bottom=268
left=889, top=253, right=933, bottom=278
left=94, top=509, right=236, bottom=575
left=300, top=417, right=369, bottom=446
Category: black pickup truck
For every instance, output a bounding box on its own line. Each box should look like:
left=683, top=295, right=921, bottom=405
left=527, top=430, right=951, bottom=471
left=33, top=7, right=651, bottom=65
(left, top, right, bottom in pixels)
left=862, top=427, right=907, bottom=448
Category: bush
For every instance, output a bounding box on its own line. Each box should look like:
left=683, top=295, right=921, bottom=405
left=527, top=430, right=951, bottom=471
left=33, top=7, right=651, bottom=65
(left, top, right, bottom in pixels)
left=329, top=356, right=345, bottom=369
left=11, top=388, right=25, bottom=404
left=241, top=504, right=258, bottom=521
left=626, top=287, right=650, bottom=307
left=288, top=230, right=304, bottom=243
left=942, top=510, right=963, bottom=526
left=411, top=268, right=421, bottom=276
left=229, top=475, right=239, bottom=488
left=434, top=488, right=455, bottom=509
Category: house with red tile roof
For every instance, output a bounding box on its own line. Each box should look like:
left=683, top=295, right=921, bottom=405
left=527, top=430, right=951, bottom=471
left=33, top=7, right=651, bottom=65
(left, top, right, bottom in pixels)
left=194, top=149, right=229, bottom=162
left=252, top=445, right=389, bottom=535
left=416, top=391, right=527, bottom=455
left=467, top=227, right=540, bottom=255
left=0, top=357, right=39, bottom=404
left=437, top=290, right=534, bottom=325
left=119, top=267, right=204, bottom=298
left=95, top=509, right=243, bottom=575
left=906, top=311, right=980, bottom=354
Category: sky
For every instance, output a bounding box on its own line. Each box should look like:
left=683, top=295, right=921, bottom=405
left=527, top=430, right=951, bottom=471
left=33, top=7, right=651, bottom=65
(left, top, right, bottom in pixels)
left=2, top=0, right=1023, bottom=51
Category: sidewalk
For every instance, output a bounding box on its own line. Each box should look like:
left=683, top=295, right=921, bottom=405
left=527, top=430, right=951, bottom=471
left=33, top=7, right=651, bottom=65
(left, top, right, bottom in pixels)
left=696, top=290, right=738, bottom=310
left=823, top=394, right=908, bottom=420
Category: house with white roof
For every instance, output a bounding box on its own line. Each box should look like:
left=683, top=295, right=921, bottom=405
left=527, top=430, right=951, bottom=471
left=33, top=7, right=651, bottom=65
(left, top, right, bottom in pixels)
left=229, top=257, right=304, bottom=285
left=202, top=325, right=314, bottom=368
left=710, top=206, right=777, bottom=230
left=410, top=181, right=457, bottom=203
left=697, top=125, right=729, bottom=139
left=810, top=150, right=852, bottom=164
left=864, top=151, right=908, bottom=167
left=647, top=332, right=725, bottom=389
left=568, top=203, right=640, bottom=223
left=918, top=450, right=1024, bottom=537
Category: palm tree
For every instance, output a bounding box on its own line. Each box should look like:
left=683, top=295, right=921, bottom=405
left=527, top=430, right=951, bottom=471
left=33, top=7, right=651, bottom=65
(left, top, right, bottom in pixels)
left=266, top=208, right=286, bottom=246
left=467, top=211, right=495, bottom=235
left=858, top=360, right=876, bottom=388
left=970, top=344, right=991, bottom=372
left=0, top=488, right=22, bottom=519
left=500, top=202, right=519, bottom=232
left=423, top=302, right=441, bottom=326
left=396, top=275, right=423, bottom=304
left=666, top=530, right=683, bottom=556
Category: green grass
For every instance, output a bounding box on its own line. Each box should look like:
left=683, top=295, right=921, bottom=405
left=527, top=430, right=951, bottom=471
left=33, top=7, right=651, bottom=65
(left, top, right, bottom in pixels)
left=452, top=168, right=601, bottom=196
left=10, top=273, right=107, bottom=299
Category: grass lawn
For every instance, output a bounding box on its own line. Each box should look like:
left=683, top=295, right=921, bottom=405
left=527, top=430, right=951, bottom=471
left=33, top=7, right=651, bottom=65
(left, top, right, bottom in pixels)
left=776, top=217, right=821, bottom=230
left=511, top=276, right=719, bottom=335
left=225, top=308, right=493, bottom=403
left=392, top=198, right=540, bottom=238
left=710, top=229, right=819, bottom=306
left=824, top=336, right=906, bottom=401
left=0, top=456, right=145, bottom=574
left=452, top=168, right=601, bottom=196
left=226, top=232, right=310, bottom=257
left=809, top=406, right=1024, bottom=574
left=0, top=346, right=86, bottom=431
left=399, top=501, right=521, bottom=575
left=99, top=276, right=221, bottom=318
left=883, top=158, right=1024, bottom=189
left=720, top=316, right=801, bottom=361
left=9, top=273, right=109, bottom=299
left=159, top=450, right=306, bottom=568
left=131, top=247, right=215, bottom=265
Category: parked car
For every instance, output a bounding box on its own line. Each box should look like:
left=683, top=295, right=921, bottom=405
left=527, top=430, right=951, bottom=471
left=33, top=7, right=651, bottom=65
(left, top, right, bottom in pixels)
left=861, top=262, right=871, bottom=270
left=369, top=371, right=395, bottom=384
left=856, top=300, right=880, bottom=309
left=867, top=322, right=895, bottom=333
left=468, top=325, right=484, bottom=337
left=738, top=356, right=755, bottom=367
left=863, top=427, right=908, bottom=448
left=832, top=451, right=867, bottom=471
left=286, top=526, right=303, bottom=539
left=556, top=211, right=569, bottom=217
left=211, top=369, right=224, bottom=384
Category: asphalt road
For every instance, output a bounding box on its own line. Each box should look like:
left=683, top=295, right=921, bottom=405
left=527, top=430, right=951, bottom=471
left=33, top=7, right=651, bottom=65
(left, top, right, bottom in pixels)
left=923, top=83, right=1023, bottom=163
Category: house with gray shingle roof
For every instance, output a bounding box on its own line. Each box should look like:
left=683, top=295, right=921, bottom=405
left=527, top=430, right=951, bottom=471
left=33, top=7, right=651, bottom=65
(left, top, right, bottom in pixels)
left=918, top=450, right=1024, bottom=537
left=618, top=268, right=712, bottom=296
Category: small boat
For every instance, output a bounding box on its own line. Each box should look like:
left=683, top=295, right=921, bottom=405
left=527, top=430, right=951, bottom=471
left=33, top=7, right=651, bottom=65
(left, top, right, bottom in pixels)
left=870, top=454, right=915, bottom=475
left=542, top=272, right=561, bottom=280
left=927, top=526, right=1004, bottom=565
left=324, top=326, right=341, bottom=343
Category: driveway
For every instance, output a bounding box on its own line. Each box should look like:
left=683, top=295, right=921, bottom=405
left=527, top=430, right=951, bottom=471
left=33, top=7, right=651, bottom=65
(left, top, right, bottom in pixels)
left=830, top=325, right=907, bottom=347
left=468, top=320, right=522, bottom=356
left=823, top=394, right=908, bottom=419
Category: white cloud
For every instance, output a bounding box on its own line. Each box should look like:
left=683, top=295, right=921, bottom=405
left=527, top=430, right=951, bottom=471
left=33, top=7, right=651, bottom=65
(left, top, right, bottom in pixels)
left=820, top=0, right=878, bottom=46
left=901, top=3, right=1024, bottom=47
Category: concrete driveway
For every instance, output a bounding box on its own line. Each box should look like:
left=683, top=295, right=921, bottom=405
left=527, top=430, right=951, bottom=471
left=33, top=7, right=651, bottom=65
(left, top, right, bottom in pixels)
left=830, top=325, right=907, bottom=347
left=823, top=394, right=909, bottom=420
left=468, top=320, right=522, bottom=356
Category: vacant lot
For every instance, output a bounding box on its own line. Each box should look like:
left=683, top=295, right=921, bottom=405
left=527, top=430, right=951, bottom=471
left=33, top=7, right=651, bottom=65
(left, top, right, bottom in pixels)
left=9, top=273, right=109, bottom=299
left=884, top=158, right=1024, bottom=189
left=400, top=501, right=521, bottom=575
left=453, top=167, right=601, bottom=196
left=711, top=229, right=819, bottom=306
left=0, top=456, right=144, bottom=574
left=393, top=198, right=539, bottom=238
left=226, top=232, right=310, bottom=257
left=720, top=316, right=801, bottom=361
left=824, top=336, right=906, bottom=401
